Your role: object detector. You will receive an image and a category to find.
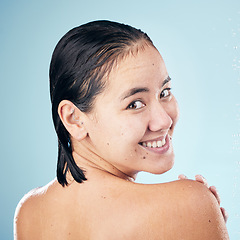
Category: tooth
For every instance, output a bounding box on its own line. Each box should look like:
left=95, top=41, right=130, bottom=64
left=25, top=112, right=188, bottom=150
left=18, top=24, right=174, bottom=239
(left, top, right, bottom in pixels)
left=157, top=141, right=162, bottom=147
left=152, top=141, right=157, bottom=148
left=162, top=138, right=166, bottom=146
left=147, top=142, right=152, bottom=148
left=142, top=142, right=147, bottom=147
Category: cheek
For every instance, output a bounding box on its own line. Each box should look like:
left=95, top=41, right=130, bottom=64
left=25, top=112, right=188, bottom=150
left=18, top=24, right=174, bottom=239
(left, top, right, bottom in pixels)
left=91, top=115, right=131, bottom=145
left=168, top=97, right=179, bottom=126
left=122, top=113, right=149, bottom=136
left=89, top=108, right=148, bottom=152
left=94, top=120, right=144, bottom=161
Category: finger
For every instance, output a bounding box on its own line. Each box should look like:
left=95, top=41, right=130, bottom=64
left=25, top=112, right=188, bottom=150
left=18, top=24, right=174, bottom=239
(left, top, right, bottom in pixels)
left=195, top=174, right=209, bottom=187
left=178, top=174, right=187, bottom=180
left=209, top=186, right=221, bottom=205
left=221, top=207, right=229, bottom=223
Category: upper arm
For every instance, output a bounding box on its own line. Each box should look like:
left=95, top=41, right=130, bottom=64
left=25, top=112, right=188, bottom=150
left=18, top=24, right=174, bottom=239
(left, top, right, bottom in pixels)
left=14, top=195, right=30, bottom=240
left=139, top=179, right=229, bottom=239
left=14, top=189, right=41, bottom=240
left=171, top=180, right=229, bottom=239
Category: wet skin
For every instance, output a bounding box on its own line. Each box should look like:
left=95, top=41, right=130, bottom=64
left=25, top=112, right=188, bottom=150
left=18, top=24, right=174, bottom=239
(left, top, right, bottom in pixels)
left=14, top=45, right=229, bottom=240
left=72, top=45, right=179, bottom=180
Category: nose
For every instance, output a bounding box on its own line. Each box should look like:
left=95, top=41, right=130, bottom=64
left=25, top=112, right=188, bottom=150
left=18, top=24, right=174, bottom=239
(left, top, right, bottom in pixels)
left=148, top=103, right=173, bottom=132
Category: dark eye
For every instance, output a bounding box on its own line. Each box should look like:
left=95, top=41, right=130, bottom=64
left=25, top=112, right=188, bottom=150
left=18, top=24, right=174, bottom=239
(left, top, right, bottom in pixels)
left=160, top=88, right=171, bottom=99
left=127, top=100, right=145, bottom=110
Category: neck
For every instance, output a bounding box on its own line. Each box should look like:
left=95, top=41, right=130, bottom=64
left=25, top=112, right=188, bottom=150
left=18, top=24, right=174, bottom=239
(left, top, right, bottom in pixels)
left=71, top=141, right=135, bottom=182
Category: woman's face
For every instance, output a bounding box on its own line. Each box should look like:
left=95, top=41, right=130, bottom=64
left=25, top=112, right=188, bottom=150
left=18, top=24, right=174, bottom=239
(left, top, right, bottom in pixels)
left=84, top=45, right=179, bottom=178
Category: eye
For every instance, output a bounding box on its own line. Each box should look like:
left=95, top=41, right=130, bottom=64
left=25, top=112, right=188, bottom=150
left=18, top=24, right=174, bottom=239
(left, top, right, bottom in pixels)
left=160, top=88, right=172, bottom=99
left=127, top=100, right=145, bottom=110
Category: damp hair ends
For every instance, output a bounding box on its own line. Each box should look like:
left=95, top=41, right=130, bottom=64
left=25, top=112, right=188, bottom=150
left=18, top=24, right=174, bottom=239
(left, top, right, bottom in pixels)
left=49, top=20, right=154, bottom=186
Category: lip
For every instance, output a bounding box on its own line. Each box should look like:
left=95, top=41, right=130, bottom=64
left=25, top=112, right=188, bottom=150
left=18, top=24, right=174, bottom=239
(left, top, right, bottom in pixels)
left=139, top=134, right=171, bottom=154
left=140, top=135, right=166, bottom=143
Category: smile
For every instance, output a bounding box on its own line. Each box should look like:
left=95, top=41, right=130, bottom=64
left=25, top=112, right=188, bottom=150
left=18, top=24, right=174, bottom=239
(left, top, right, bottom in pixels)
left=139, top=135, right=171, bottom=154
left=141, top=138, right=166, bottom=148
left=140, top=135, right=167, bottom=148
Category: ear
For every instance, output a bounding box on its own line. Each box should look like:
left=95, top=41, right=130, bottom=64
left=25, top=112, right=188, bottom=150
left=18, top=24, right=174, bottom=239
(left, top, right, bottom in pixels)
left=58, top=100, right=87, bottom=141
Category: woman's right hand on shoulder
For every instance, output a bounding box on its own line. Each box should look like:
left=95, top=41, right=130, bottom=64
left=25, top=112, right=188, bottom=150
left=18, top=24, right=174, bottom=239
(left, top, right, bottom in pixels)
left=178, top=174, right=228, bottom=223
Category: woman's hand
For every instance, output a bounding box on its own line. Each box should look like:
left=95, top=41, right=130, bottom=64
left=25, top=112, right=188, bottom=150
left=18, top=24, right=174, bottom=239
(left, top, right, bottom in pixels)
left=178, top=174, right=228, bottom=223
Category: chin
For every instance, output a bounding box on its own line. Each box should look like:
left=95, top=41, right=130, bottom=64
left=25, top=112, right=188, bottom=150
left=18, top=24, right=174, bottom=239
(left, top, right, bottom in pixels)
left=148, top=157, right=175, bottom=175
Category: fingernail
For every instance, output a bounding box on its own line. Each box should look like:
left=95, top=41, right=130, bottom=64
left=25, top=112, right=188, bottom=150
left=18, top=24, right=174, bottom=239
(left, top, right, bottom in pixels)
left=211, top=186, right=217, bottom=191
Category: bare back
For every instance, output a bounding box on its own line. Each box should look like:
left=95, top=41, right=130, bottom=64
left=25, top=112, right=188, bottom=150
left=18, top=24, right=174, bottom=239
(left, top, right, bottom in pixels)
left=14, top=173, right=229, bottom=240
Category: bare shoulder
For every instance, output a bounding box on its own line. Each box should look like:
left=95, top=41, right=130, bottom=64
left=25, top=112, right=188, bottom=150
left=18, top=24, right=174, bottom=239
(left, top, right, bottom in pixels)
left=14, top=179, right=57, bottom=240
left=133, top=179, right=229, bottom=239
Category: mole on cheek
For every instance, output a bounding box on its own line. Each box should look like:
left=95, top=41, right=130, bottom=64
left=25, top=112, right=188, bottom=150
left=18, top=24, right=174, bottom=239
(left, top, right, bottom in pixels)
left=107, top=143, right=109, bottom=145
left=143, top=156, right=146, bottom=159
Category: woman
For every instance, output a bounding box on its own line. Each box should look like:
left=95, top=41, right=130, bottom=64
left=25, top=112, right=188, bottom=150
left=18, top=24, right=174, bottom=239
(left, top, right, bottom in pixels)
left=14, top=20, right=229, bottom=239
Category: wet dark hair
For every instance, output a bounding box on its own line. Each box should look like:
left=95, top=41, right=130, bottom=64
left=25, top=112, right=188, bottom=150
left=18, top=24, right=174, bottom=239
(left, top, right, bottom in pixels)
left=49, top=20, right=154, bottom=186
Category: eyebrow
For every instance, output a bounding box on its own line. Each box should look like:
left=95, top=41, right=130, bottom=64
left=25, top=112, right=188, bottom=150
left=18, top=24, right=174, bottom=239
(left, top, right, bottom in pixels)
left=162, top=76, right=171, bottom=87
left=120, top=76, right=171, bottom=101
left=121, top=87, right=149, bottom=101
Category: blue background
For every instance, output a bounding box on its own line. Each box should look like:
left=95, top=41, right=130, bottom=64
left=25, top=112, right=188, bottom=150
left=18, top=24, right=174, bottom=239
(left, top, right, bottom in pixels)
left=1, top=0, right=239, bottom=239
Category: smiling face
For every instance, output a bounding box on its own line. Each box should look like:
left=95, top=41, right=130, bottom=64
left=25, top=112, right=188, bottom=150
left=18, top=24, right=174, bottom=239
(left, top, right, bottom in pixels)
left=83, top=45, right=179, bottom=178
